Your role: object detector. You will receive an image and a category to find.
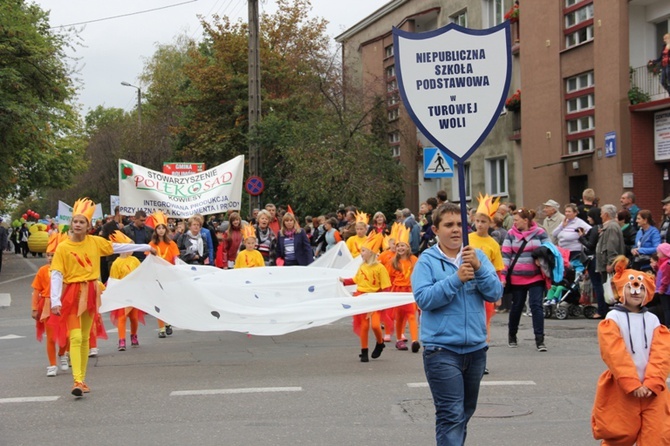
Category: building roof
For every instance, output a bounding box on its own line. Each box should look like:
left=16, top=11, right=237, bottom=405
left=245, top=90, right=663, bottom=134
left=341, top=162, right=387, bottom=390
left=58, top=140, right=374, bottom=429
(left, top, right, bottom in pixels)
left=334, top=0, right=408, bottom=42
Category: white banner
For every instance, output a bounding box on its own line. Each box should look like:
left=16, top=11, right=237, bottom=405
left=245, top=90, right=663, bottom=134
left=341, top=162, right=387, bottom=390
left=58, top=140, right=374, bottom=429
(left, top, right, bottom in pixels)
left=56, top=200, right=104, bottom=226
left=118, top=156, right=244, bottom=218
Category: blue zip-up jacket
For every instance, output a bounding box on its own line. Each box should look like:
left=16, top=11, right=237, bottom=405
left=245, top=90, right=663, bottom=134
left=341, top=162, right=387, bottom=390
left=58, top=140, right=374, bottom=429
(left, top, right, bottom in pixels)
left=411, top=244, right=502, bottom=354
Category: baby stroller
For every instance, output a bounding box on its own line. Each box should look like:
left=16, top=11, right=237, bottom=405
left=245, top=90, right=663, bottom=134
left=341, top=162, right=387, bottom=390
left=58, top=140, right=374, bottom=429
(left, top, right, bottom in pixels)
left=533, top=244, right=593, bottom=319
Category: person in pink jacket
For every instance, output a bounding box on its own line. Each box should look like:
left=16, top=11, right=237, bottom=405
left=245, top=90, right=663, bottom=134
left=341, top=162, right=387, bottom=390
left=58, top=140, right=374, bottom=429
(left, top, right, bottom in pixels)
left=502, top=208, right=549, bottom=352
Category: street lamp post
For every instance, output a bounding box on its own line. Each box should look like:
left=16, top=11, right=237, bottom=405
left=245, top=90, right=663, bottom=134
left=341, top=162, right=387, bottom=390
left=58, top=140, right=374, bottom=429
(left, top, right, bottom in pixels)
left=121, top=81, right=142, bottom=128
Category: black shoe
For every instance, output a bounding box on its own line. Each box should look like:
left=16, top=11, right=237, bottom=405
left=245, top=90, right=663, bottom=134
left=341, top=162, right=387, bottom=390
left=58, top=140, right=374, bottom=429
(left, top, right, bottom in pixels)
left=484, top=368, right=489, bottom=375
left=535, top=335, right=547, bottom=352
left=165, top=325, right=173, bottom=336
left=411, top=341, right=420, bottom=353
left=508, top=334, right=518, bottom=348
left=371, top=342, right=385, bottom=359
left=158, top=330, right=166, bottom=339
left=359, top=348, right=369, bottom=363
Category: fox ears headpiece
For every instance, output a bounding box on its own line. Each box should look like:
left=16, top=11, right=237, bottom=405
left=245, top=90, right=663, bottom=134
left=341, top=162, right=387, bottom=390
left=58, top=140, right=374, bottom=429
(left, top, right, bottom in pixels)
left=72, top=198, right=96, bottom=223
left=108, top=230, right=133, bottom=244
left=611, top=255, right=655, bottom=306
left=476, top=193, right=500, bottom=220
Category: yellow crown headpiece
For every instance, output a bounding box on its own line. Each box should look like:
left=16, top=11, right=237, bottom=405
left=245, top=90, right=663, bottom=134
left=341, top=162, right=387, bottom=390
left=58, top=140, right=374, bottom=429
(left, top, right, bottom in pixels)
left=47, top=231, right=68, bottom=253
left=476, top=193, right=500, bottom=220
left=362, top=231, right=383, bottom=254
left=109, top=230, right=133, bottom=244
left=355, top=211, right=369, bottom=226
left=395, top=224, right=410, bottom=245
left=72, top=198, right=96, bottom=223
left=152, top=211, right=168, bottom=228
left=242, top=224, right=256, bottom=240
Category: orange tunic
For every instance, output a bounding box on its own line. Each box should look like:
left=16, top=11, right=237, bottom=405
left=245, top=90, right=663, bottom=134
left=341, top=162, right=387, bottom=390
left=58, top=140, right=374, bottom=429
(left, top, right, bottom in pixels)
left=149, top=239, right=180, bottom=265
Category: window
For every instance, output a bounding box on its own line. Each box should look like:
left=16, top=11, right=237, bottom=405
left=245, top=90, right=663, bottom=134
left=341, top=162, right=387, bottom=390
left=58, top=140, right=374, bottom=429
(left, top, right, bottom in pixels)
left=388, top=93, right=399, bottom=106
left=385, top=44, right=394, bottom=58
left=388, top=131, right=400, bottom=144
left=567, top=115, right=594, bottom=134
left=486, top=158, right=508, bottom=196
left=566, top=71, right=594, bottom=93
left=387, top=79, right=398, bottom=93
left=565, top=4, right=593, bottom=28
left=566, top=94, right=594, bottom=113
left=385, top=65, right=395, bottom=79
left=388, top=108, right=399, bottom=122
left=564, top=3, right=594, bottom=48
left=486, top=0, right=508, bottom=26
left=451, top=10, right=467, bottom=27
left=568, top=137, right=594, bottom=154
left=391, top=146, right=400, bottom=157
left=451, top=163, right=471, bottom=201
left=565, top=0, right=582, bottom=6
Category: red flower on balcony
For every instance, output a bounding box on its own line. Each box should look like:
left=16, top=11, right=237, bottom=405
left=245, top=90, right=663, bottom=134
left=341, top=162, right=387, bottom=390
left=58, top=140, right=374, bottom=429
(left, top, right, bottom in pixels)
left=504, top=1, right=519, bottom=23
left=647, top=60, right=661, bottom=76
left=505, top=89, right=521, bottom=112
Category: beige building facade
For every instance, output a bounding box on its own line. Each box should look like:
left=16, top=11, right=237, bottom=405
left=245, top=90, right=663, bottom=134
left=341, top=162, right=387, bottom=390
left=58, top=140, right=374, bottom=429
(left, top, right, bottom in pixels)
left=338, top=0, right=670, bottom=214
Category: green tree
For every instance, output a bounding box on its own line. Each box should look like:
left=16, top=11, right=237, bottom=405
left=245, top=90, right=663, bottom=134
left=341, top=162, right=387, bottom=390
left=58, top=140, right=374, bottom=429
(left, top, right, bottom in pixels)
left=0, top=0, right=85, bottom=202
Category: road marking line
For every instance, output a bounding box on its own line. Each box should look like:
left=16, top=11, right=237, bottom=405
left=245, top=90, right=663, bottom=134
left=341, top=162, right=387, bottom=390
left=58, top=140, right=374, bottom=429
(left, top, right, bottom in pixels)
left=0, top=396, right=59, bottom=404
left=408, top=380, right=536, bottom=388
left=0, top=274, right=36, bottom=286
left=170, top=387, right=303, bottom=396
left=0, top=334, right=25, bottom=340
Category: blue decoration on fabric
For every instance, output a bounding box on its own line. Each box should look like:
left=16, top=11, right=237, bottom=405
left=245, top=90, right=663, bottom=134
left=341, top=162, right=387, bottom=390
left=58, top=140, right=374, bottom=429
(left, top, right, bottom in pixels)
left=154, top=306, right=160, bottom=313
left=308, top=286, right=315, bottom=292
left=156, top=280, right=164, bottom=290
left=211, top=311, right=220, bottom=319
left=341, top=304, right=351, bottom=309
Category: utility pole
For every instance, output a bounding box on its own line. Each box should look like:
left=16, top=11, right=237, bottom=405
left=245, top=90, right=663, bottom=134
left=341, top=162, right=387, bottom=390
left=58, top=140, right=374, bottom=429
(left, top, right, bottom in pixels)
left=248, top=0, right=261, bottom=213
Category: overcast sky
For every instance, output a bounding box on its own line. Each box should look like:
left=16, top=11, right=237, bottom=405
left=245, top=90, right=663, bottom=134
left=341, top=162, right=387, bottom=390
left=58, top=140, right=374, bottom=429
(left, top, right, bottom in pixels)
left=32, top=0, right=390, bottom=115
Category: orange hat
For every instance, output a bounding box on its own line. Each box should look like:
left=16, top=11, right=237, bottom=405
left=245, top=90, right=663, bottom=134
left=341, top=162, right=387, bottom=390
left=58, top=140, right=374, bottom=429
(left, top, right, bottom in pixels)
left=152, top=211, right=168, bottom=228
left=72, top=198, right=96, bottom=223
left=362, top=231, right=383, bottom=254
left=242, top=224, right=256, bottom=240
left=610, top=255, right=655, bottom=306
left=108, top=230, right=133, bottom=244
left=476, top=193, right=500, bottom=220
left=355, top=211, right=369, bottom=225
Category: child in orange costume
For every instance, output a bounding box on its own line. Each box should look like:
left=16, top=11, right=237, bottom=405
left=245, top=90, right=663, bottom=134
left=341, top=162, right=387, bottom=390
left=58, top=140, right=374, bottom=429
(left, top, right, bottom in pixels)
left=108, top=231, right=143, bottom=351
left=234, top=225, right=265, bottom=268
left=148, top=211, right=180, bottom=338
left=339, top=232, right=391, bottom=362
left=346, top=212, right=371, bottom=258
left=591, top=255, right=670, bottom=445
left=50, top=199, right=155, bottom=398
left=468, top=194, right=504, bottom=344
left=385, top=223, right=420, bottom=352
left=31, top=232, right=68, bottom=376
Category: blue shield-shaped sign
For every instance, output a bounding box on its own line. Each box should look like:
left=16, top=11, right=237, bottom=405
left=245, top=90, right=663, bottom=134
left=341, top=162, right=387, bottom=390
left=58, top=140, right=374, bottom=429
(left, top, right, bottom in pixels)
left=393, top=22, right=512, bottom=163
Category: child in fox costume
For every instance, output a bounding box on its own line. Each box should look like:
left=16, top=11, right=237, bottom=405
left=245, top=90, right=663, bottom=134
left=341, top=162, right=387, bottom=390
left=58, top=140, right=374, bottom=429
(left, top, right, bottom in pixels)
left=591, top=255, right=670, bottom=445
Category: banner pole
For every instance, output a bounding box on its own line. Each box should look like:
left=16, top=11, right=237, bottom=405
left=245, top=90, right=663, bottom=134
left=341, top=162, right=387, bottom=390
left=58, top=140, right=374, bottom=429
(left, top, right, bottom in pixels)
left=458, top=162, right=469, bottom=247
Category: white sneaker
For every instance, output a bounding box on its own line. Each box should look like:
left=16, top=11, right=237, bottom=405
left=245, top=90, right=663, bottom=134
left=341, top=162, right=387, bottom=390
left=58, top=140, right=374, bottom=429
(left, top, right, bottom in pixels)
left=59, top=355, right=69, bottom=371
left=46, top=365, right=58, bottom=377
left=88, top=347, right=99, bottom=357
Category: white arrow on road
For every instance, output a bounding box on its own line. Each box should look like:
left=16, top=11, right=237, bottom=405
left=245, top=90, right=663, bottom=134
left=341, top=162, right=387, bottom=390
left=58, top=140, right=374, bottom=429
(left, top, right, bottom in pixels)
left=0, top=334, right=26, bottom=340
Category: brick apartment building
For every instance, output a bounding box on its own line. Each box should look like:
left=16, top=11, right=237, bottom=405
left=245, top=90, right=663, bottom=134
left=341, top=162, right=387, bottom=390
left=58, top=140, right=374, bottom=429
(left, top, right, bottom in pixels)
left=337, top=0, right=670, bottom=216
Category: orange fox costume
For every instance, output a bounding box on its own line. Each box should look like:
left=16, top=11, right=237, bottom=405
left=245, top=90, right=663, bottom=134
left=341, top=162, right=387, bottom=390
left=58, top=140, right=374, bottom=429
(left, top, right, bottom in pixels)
left=591, top=256, right=670, bottom=445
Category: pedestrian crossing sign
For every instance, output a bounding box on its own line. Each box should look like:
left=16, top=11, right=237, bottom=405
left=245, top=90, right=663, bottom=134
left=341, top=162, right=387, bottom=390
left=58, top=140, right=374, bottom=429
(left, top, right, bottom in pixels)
left=423, top=147, right=454, bottom=178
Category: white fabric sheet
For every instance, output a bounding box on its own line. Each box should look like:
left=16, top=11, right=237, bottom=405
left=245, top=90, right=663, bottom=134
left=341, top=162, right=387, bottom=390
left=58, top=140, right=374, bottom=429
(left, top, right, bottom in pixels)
left=100, top=243, right=414, bottom=336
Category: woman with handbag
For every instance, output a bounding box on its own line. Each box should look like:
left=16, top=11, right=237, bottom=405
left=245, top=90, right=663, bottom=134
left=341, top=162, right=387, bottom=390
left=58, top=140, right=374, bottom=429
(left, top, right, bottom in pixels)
left=631, top=210, right=660, bottom=272
left=502, top=208, right=549, bottom=352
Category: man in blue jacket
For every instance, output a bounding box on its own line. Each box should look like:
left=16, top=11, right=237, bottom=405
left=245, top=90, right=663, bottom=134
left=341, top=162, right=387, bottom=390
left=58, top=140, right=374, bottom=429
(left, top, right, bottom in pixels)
left=411, top=203, right=502, bottom=446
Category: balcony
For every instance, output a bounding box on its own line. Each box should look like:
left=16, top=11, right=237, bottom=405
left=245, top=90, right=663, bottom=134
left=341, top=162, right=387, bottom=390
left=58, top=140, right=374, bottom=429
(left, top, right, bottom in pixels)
left=509, top=110, right=521, bottom=141
left=630, top=65, right=669, bottom=103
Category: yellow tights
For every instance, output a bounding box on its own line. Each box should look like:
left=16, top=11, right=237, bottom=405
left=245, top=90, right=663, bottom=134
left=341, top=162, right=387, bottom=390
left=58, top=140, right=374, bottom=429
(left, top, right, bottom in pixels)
left=67, top=312, right=93, bottom=384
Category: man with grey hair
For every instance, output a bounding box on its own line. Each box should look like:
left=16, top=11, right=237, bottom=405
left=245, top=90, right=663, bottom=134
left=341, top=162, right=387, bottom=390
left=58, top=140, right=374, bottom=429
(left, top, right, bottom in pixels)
left=596, top=204, right=625, bottom=276
left=541, top=199, right=564, bottom=245
left=620, top=191, right=639, bottom=229
left=402, top=208, right=421, bottom=255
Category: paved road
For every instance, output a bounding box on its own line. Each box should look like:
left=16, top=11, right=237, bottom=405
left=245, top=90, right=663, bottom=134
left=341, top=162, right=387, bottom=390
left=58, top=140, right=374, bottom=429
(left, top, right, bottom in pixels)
left=0, top=251, right=603, bottom=445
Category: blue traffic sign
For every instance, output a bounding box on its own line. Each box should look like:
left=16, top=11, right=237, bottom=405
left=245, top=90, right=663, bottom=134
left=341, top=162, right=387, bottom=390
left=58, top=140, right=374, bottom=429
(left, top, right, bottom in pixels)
left=423, top=147, right=454, bottom=178
left=245, top=176, right=265, bottom=196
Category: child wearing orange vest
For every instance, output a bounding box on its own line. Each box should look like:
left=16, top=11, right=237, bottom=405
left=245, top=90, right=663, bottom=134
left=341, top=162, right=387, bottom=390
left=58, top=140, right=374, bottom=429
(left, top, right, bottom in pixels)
left=148, top=211, right=180, bottom=338
left=31, top=232, right=68, bottom=376
left=339, top=232, right=391, bottom=362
